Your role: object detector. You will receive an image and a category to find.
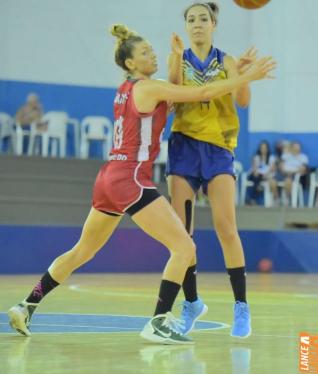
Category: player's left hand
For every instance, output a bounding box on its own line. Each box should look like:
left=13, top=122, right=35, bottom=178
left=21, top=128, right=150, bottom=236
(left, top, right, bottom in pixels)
left=167, top=100, right=175, bottom=114
left=237, top=46, right=258, bottom=75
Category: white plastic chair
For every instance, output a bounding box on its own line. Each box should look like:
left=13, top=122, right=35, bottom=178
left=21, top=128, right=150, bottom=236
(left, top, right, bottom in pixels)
left=308, top=171, right=318, bottom=208
left=28, top=111, right=69, bottom=157
left=276, top=173, right=304, bottom=208
left=68, top=118, right=80, bottom=158
left=15, top=121, right=34, bottom=156
left=240, top=172, right=272, bottom=207
left=80, top=116, right=113, bottom=160
left=291, top=173, right=305, bottom=208
left=0, top=112, right=15, bottom=153
left=153, top=140, right=168, bottom=183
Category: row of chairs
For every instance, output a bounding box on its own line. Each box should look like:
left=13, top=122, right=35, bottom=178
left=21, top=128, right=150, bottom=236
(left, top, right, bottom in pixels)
left=0, top=111, right=113, bottom=159
left=235, top=161, right=318, bottom=208
left=1, top=112, right=318, bottom=207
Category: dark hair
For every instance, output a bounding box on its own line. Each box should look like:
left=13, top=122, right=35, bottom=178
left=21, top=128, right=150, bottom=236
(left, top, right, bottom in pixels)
left=183, top=2, right=219, bottom=25
left=256, top=140, right=271, bottom=164
left=110, top=24, right=144, bottom=71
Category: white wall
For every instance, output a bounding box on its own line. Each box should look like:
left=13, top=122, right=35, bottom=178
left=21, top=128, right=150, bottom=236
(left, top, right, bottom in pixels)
left=0, top=0, right=249, bottom=86
left=0, top=0, right=317, bottom=134
left=248, top=0, right=318, bottom=133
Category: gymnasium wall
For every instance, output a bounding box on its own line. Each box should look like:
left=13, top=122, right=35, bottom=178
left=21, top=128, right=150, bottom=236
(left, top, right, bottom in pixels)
left=0, top=225, right=317, bottom=274
left=1, top=0, right=318, bottom=167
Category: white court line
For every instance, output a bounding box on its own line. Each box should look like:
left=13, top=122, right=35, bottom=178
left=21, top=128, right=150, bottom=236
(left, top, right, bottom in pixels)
left=69, top=284, right=152, bottom=298
left=0, top=320, right=296, bottom=339
left=0, top=312, right=229, bottom=334
left=70, top=284, right=316, bottom=304
left=0, top=322, right=136, bottom=330
left=294, top=293, right=318, bottom=298
left=202, top=331, right=298, bottom=339
left=0, top=311, right=226, bottom=323
left=252, top=316, right=288, bottom=319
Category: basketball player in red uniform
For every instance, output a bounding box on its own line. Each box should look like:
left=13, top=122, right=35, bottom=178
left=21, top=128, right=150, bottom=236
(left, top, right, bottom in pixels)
left=8, top=24, right=275, bottom=344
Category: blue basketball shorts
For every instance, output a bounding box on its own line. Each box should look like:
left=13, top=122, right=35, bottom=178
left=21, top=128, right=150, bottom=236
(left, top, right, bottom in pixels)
left=166, top=132, right=236, bottom=194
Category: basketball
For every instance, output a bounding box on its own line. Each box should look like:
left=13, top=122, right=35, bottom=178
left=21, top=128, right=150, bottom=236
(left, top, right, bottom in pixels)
left=233, top=0, right=271, bottom=10
left=258, top=258, right=273, bottom=273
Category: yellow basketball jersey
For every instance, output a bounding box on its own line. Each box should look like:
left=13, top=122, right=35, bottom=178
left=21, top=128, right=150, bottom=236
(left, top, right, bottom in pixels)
left=172, top=47, right=239, bottom=152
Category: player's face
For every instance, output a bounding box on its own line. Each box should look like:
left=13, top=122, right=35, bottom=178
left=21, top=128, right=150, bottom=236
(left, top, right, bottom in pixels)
left=128, top=41, right=158, bottom=77
left=185, top=5, right=215, bottom=45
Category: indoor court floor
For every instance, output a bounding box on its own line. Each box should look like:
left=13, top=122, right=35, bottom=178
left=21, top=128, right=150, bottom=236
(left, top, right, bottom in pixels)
left=0, top=273, right=317, bottom=374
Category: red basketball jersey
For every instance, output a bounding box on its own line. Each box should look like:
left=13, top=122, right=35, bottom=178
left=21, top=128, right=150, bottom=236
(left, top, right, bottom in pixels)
left=92, top=79, right=168, bottom=214
left=110, top=79, right=167, bottom=162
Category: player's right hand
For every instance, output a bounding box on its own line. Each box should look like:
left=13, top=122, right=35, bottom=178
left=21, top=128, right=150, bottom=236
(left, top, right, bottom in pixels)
left=171, top=33, right=184, bottom=56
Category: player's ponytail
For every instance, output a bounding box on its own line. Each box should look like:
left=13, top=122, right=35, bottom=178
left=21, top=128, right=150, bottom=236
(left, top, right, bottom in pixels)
left=110, top=24, right=144, bottom=71
left=111, top=24, right=135, bottom=42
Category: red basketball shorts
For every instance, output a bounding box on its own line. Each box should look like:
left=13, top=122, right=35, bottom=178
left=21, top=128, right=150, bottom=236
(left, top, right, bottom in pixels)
left=92, top=161, right=156, bottom=215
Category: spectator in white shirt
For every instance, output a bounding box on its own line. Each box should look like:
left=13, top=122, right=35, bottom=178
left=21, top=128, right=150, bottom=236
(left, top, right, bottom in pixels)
left=280, top=141, right=308, bottom=202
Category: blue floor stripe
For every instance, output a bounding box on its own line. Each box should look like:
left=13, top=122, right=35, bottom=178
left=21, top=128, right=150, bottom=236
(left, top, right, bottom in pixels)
left=0, top=312, right=228, bottom=334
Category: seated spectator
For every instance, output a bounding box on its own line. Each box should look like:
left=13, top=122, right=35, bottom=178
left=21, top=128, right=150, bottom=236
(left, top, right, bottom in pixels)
left=279, top=141, right=309, bottom=204
left=248, top=141, right=277, bottom=205
left=274, top=139, right=290, bottom=160
left=15, top=93, right=47, bottom=155
left=15, top=93, right=45, bottom=130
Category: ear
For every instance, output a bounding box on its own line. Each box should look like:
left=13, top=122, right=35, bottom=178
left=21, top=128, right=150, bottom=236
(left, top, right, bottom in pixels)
left=125, top=58, right=135, bottom=71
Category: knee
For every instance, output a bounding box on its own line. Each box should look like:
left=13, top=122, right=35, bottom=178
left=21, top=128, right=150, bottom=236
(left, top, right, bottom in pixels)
left=171, top=237, right=196, bottom=264
left=215, top=221, right=238, bottom=243
left=184, top=239, right=196, bottom=261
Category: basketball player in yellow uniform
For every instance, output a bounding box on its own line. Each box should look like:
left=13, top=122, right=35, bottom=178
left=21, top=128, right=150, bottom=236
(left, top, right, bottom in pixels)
left=167, top=2, right=261, bottom=338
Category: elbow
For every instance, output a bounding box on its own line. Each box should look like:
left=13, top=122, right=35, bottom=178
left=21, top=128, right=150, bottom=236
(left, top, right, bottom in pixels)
left=169, top=76, right=182, bottom=85
left=235, top=96, right=250, bottom=108
left=170, top=78, right=181, bottom=85
left=235, top=89, right=251, bottom=108
left=236, top=101, right=249, bottom=108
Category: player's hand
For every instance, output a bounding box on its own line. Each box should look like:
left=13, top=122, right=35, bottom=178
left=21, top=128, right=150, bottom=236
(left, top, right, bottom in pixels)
left=237, top=46, right=258, bottom=75
left=171, top=33, right=184, bottom=56
left=244, top=56, right=277, bottom=81
left=167, top=100, right=175, bottom=114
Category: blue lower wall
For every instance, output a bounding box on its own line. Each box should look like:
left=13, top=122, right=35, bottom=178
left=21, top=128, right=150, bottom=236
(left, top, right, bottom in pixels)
left=0, top=225, right=317, bottom=274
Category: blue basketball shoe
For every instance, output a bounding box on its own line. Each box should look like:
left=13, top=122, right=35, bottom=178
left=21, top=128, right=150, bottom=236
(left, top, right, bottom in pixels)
left=180, top=297, right=208, bottom=335
left=231, top=302, right=251, bottom=338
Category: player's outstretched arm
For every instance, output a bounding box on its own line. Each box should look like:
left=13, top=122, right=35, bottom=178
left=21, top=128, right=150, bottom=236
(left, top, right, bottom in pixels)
left=134, top=56, right=276, bottom=112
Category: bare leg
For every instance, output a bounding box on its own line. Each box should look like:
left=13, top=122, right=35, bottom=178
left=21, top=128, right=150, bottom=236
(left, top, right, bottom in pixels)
left=269, top=178, right=278, bottom=200
left=168, top=175, right=200, bottom=304
left=168, top=175, right=196, bottom=234
left=8, top=207, right=122, bottom=337
left=207, top=174, right=251, bottom=338
left=284, top=177, right=293, bottom=202
left=207, top=175, right=244, bottom=268
left=131, top=196, right=195, bottom=284
left=48, top=207, right=122, bottom=282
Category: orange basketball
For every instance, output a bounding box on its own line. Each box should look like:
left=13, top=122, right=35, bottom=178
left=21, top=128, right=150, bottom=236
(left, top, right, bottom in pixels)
left=233, top=0, right=271, bottom=10
left=258, top=258, right=273, bottom=273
